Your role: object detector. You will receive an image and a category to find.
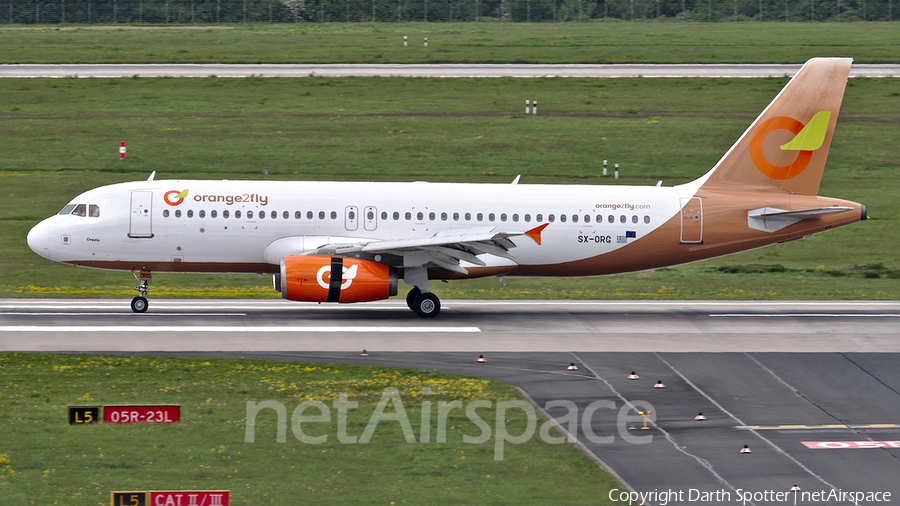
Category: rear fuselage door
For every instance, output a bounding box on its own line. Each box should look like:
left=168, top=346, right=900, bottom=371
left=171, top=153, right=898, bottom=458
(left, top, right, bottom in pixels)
left=129, top=191, right=154, bottom=238
left=679, top=197, right=703, bottom=244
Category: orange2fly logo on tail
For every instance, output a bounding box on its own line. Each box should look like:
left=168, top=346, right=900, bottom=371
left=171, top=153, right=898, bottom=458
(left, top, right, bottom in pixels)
left=749, top=111, right=831, bottom=180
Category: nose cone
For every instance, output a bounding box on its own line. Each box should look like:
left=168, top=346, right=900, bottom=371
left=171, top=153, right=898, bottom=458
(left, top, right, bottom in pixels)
left=27, top=220, right=50, bottom=260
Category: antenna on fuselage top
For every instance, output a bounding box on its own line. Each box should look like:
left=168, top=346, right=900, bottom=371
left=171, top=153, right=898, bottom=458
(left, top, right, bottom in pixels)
left=511, top=175, right=521, bottom=185
left=147, top=171, right=156, bottom=181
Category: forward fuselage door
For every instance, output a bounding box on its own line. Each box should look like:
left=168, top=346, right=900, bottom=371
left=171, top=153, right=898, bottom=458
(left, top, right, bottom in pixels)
left=679, top=197, right=703, bottom=244
left=364, top=206, right=377, bottom=231
left=129, top=191, right=154, bottom=238
left=345, top=206, right=359, bottom=231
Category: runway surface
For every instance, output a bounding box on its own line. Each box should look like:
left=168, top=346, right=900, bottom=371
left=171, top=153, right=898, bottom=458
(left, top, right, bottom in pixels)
left=4, top=299, right=899, bottom=505
left=3, top=63, right=900, bottom=78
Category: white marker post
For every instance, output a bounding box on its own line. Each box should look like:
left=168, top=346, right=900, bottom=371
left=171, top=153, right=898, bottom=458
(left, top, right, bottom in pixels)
left=603, top=159, right=607, bottom=176
left=614, top=163, right=619, bottom=180
left=526, top=100, right=530, bottom=114
left=532, top=100, right=537, bottom=115
left=404, top=35, right=407, bottom=46
left=119, top=141, right=126, bottom=160
left=424, top=37, right=428, bottom=47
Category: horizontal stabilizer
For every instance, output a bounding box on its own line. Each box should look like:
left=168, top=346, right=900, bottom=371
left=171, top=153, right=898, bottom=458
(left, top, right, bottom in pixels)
left=748, top=206, right=855, bottom=233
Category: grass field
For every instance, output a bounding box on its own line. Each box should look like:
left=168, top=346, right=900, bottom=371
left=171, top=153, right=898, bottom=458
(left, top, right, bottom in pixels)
left=0, top=353, right=623, bottom=505
left=1, top=75, right=898, bottom=300
left=2, top=22, right=900, bottom=63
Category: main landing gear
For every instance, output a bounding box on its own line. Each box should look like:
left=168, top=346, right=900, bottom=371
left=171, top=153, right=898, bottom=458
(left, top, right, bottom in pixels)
left=131, top=270, right=151, bottom=313
left=405, top=287, right=441, bottom=318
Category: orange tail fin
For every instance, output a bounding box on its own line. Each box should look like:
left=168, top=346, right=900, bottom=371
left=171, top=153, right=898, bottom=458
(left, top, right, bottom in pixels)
left=698, top=58, right=852, bottom=196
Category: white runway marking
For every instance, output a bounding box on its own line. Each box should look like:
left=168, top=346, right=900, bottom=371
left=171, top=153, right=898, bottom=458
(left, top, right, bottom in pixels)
left=710, top=313, right=900, bottom=318
left=0, top=312, right=247, bottom=316
left=0, top=325, right=481, bottom=333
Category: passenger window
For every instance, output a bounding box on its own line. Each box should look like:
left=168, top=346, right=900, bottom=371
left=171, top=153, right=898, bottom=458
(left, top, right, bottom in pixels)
left=308, top=211, right=314, bottom=220
left=560, top=214, right=567, bottom=223
left=512, top=214, right=518, bottom=222
left=453, top=212, right=459, bottom=221
left=441, top=212, right=448, bottom=221
left=212, top=210, right=218, bottom=218
left=488, top=213, right=495, bottom=222
left=175, top=210, right=182, bottom=218
left=465, top=213, right=471, bottom=221
left=619, top=215, right=626, bottom=224
left=283, top=211, right=289, bottom=219
left=644, top=215, right=651, bottom=224
left=318, top=211, right=325, bottom=220
left=476, top=213, right=483, bottom=221
left=405, top=212, right=411, bottom=221
left=596, top=215, right=602, bottom=223
left=223, top=210, right=230, bottom=219
left=295, top=211, right=302, bottom=219
left=393, top=212, right=400, bottom=220
left=572, top=214, right=578, bottom=223
left=272, top=211, right=278, bottom=219
left=368, top=211, right=375, bottom=220
left=58, top=204, right=77, bottom=215
left=330, top=211, right=337, bottom=220
left=608, top=215, right=614, bottom=223
left=524, top=214, right=531, bottom=222
left=548, top=214, right=555, bottom=222
left=72, top=204, right=87, bottom=217
left=89, top=205, right=100, bottom=217
left=428, top=212, right=435, bottom=221
left=417, top=212, right=424, bottom=221
left=536, top=214, right=543, bottom=222
left=235, top=210, right=242, bottom=219
left=584, top=214, right=590, bottom=223
left=163, top=209, right=170, bottom=218
left=632, top=215, right=638, bottom=224
left=187, top=210, right=194, bottom=218
left=348, top=211, right=356, bottom=220
left=199, top=210, right=206, bottom=218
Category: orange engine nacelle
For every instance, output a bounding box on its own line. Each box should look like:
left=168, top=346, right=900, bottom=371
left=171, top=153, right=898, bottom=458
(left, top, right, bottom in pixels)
left=277, top=256, right=398, bottom=303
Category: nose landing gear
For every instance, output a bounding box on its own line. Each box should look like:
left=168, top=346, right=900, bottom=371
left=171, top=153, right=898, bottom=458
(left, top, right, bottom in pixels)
left=131, top=270, right=151, bottom=313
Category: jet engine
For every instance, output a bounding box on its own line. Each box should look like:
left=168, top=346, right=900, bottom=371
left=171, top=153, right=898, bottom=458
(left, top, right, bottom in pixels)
left=276, top=256, right=398, bottom=303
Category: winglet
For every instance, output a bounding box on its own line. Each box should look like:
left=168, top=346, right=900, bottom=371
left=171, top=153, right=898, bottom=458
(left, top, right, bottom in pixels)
left=524, top=223, right=549, bottom=245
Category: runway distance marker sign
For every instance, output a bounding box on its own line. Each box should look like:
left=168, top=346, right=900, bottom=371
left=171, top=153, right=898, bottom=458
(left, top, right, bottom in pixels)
left=68, top=405, right=100, bottom=424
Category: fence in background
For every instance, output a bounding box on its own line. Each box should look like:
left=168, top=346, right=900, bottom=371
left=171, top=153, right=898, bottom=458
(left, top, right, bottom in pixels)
left=1, top=0, right=894, bottom=23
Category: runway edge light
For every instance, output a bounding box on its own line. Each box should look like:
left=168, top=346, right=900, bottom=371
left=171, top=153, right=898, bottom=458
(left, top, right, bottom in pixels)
left=695, top=412, right=706, bottom=421
left=567, top=363, right=578, bottom=371
left=628, top=371, right=639, bottom=380
left=740, top=444, right=752, bottom=454
left=654, top=380, right=665, bottom=389
left=477, top=354, right=486, bottom=364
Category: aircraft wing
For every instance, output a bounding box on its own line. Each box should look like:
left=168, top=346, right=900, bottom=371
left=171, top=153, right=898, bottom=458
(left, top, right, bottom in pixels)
left=307, top=224, right=548, bottom=274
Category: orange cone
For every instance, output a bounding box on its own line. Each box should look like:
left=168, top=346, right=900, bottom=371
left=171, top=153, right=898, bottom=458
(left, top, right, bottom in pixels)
left=654, top=380, right=665, bottom=389
left=694, top=413, right=706, bottom=420
left=477, top=354, right=486, bottom=364
left=567, top=363, right=578, bottom=371
left=740, top=444, right=752, bottom=454
left=627, top=371, right=639, bottom=380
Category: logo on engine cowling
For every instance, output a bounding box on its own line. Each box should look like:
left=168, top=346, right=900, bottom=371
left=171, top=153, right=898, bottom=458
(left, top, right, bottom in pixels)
left=316, top=264, right=359, bottom=290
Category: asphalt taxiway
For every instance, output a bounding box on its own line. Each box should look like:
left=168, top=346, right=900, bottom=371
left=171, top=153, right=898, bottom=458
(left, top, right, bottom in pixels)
left=3, top=299, right=898, bottom=505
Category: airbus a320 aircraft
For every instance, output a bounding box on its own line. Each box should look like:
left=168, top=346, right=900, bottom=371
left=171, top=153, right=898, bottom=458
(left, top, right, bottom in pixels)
left=27, top=58, right=866, bottom=317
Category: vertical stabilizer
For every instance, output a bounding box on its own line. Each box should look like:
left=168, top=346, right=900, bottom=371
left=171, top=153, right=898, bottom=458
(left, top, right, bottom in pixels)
left=698, top=58, right=852, bottom=195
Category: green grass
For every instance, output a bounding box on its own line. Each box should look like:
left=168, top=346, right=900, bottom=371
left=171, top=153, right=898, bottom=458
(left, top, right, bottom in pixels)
left=0, top=353, right=621, bottom=505
left=1, top=76, right=898, bottom=299
left=1, top=22, right=900, bottom=63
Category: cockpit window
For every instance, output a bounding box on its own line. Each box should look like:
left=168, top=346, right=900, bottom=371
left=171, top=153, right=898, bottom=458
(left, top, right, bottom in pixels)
left=72, top=204, right=87, bottom=217
left=89, top=205, right=100, bottom=217
left=58, top=204, right=77, bottom=215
